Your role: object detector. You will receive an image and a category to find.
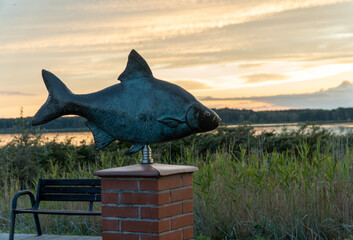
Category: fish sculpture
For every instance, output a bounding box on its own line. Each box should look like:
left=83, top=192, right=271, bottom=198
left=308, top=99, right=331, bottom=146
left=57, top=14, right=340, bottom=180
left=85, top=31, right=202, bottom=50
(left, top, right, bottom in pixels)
left=32, top=50, right=221, bottom=155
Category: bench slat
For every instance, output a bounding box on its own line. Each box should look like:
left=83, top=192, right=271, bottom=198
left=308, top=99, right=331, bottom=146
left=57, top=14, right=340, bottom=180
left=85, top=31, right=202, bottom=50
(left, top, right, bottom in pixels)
left=14, top=209, right=101, bottom=216
left=41, top=186, right=101, bottom=194
left=40, top=179, right=100, bottom=186
left=39, top=194, right=101, bottom=202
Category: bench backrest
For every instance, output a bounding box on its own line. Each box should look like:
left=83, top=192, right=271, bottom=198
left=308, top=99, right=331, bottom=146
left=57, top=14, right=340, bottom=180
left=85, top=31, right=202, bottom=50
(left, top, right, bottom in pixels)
left=37, top=179, right=101, bottom=205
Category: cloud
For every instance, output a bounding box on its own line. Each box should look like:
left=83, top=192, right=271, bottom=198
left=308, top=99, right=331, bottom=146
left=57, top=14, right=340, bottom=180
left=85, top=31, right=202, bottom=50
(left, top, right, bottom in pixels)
left=140, top=1, right=353, bottom=68
left=1, top=0, right=352, bottom=58
left=238, top=63, right=264, bottom=69
left=169, top=80, right=211, bottom=90
left=240, top=73, right=289, bottom=83
left=0, top=91, right=35, bottom=96
left=1, top=0, right=353, bottom=72
left=199, top=80, right=353, bottom=109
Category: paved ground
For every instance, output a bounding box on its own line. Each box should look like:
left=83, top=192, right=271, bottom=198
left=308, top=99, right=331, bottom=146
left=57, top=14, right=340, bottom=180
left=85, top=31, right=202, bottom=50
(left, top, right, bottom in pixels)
left=0, top=233, right=101, bottom=240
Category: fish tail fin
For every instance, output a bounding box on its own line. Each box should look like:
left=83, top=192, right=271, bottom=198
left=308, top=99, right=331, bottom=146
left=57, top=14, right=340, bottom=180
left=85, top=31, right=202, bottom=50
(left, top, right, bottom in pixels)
left=32, top=70, right=73, bottom=126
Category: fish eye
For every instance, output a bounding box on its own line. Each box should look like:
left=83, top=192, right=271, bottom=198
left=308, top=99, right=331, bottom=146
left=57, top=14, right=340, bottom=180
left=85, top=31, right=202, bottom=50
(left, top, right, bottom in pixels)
left=204, top=111, right=211, bottom=118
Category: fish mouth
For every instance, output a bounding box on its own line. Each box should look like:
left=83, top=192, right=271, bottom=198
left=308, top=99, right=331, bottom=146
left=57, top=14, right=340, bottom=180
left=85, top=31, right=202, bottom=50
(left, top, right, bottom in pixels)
left=213, top=115, right=221, bottom=128
left=214, top=114, right=221, bottom=125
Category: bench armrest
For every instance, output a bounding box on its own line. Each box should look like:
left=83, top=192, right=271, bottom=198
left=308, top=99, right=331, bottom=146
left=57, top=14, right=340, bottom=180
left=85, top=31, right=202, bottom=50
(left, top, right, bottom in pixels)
left=11, top=190, right=36, bottom=210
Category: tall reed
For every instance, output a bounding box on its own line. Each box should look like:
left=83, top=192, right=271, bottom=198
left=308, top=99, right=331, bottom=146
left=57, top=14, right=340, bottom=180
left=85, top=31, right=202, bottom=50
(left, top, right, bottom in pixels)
left=1, top=122, right=353, bottom=239
left=193, top=143, right=353, bottom=239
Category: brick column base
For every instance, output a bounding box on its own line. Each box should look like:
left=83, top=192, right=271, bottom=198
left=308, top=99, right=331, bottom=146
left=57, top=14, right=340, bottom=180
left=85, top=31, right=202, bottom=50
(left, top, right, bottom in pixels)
left=94, top=163, right=198, bottom=240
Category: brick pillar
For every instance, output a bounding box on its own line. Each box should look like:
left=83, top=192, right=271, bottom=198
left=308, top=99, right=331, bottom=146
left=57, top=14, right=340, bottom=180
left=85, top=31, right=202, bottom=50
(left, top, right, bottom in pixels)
left=94, top=163, right=198, bottom=240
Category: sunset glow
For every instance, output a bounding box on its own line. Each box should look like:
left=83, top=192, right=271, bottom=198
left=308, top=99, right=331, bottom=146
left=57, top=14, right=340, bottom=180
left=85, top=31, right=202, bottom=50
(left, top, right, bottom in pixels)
left=1, top=0, right=353, bottom=117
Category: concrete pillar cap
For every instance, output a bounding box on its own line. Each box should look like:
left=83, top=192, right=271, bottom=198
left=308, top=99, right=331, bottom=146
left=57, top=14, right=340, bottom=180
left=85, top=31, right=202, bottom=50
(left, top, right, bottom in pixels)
left=94, top=163, right=198, bottom=178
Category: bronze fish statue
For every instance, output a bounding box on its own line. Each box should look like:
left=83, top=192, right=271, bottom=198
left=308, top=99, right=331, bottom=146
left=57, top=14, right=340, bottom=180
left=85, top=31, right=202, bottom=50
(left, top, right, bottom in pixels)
left=32, top=50, right=221, bottom=154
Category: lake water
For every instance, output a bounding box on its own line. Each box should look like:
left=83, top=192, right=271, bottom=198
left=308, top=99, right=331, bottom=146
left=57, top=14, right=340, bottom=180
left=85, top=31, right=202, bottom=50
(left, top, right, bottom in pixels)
left=229, top=122, right=353, bottom=135
left=1, top=122, right=353, bottom=146
left=0, top=132, right=94, bottom=146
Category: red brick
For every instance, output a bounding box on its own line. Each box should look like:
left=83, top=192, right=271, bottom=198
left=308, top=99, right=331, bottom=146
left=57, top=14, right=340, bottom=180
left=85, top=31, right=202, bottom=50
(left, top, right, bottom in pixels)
left=140, top=176, right=181, bottom=191
left=102, top=219, right=119, bottom=231
left=171, top=187, right=193, bottom=202
left=182, top=174, right=193, bottom=186
left=101, top=192, right=119, bottom=204
left=171, top=214, right=193, bottom=229
left=183, top=226, right=194, bottom=239
left=140, top=207, right=159, bottom=219
left=121, top=192, right=169, bottom=205
left=121, top=219, right=170, bottom=233
left=141, top=203, right=182, bottom=219
left=158, top=176, right=182, bottom=190
left=102, top=206, right=138, bottom=218
left=140, top=230, right=183, bottom=240
left=160, top=230, right=183, bottom=240
left=140, top=179, right=158, bottom=191
left=102, top=232, right=139, bottom=240
left=140, top=234, right=159, bottom=240
left=102, top=179, right=138, bottom=190
left=182, top=201, right=193, bottom=213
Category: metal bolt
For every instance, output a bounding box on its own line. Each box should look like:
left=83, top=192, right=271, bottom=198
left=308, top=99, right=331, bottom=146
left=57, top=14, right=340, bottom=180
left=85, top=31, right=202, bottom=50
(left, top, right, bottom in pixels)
left=140, top=145, right=153, bottom=164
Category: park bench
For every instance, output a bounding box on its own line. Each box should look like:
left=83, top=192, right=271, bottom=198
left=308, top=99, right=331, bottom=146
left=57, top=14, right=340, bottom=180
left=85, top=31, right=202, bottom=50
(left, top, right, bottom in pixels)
left=9, top=178, right=101, bottom=240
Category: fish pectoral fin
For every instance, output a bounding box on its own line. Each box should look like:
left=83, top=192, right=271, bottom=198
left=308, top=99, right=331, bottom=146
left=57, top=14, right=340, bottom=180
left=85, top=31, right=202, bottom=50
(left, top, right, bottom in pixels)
left=158, top=117, right=184, bottom=128
left=85, top=121, right=115, bottom=150
left=125, top=144, right=145, bottom=155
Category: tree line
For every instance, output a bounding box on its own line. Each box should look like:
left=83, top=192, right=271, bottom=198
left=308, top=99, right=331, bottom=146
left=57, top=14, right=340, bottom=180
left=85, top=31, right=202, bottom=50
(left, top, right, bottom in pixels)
left=216, top=107, right=353, bottom=124
left=0, top=116, right=88, bottom=133
left=1, top=107, right=353, bottom=133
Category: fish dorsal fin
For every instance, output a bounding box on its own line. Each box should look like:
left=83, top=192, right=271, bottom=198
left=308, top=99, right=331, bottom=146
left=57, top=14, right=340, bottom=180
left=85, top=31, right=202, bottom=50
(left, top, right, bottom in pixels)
left=85, top=121, right=115, bottom=150
left=118, top=50, right=153, bottom=82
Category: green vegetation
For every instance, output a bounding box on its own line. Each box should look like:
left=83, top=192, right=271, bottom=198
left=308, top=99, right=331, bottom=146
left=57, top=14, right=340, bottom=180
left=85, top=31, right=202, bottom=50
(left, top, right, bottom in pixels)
left=2, top=117, right=353, bottom=239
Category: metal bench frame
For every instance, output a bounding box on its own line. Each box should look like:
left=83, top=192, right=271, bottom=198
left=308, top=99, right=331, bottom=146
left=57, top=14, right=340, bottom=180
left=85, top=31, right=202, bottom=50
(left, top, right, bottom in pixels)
left=9, top=178, right=101, bottom=240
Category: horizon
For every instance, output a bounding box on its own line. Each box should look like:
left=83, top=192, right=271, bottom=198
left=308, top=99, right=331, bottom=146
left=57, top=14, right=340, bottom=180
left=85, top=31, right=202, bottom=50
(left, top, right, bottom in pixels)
left=2, top=106, right=353, bottom=120
left=1, top=0, right=353, bottom=118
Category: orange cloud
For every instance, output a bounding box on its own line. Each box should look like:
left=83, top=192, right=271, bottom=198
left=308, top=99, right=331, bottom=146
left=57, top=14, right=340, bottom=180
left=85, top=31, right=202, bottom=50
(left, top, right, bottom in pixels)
left=169, top=80, right=211, bottom=90
left=240, top=73, right=289, bottom=83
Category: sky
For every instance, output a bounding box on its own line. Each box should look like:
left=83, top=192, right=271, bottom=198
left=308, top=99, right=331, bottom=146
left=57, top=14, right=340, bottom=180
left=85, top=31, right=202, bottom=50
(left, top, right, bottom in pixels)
left=1, top=0, right=353, bottom=118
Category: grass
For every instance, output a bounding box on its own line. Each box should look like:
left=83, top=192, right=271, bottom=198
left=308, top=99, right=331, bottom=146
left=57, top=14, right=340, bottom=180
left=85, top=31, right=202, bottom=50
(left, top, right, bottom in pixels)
left=193, top=143, right=353, bottom=239
left=1, top=117, right=353, bottom=239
